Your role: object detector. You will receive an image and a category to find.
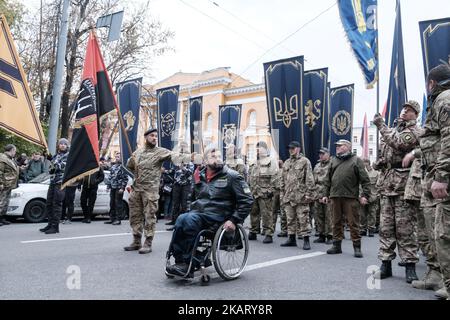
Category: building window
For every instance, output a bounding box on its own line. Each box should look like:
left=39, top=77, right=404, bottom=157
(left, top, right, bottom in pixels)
left=247, top=144, right=256, bottom=163
left=205, top=113, right=213, bottom=134
left=353, top=149, right=357, bottom=154
left=247, top=110, right=257, bottom=134
left=369, top=135, right=374, bottom=142
left=369, top=149, right=373, bottom=156
left=353, top=136, right=358, bottom=143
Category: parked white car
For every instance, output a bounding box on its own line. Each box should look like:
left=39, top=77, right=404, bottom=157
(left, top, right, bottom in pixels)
left=7, top=171, right=131, bottom=223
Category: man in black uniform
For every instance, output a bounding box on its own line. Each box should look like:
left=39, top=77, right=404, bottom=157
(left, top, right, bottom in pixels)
left=166, top=146, right=254, bottom=276
left=80, top=167, right=104, bottom=223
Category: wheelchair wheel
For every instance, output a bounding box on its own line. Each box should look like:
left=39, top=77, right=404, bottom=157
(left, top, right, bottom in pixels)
left=211, top=224, right=249, bottom=281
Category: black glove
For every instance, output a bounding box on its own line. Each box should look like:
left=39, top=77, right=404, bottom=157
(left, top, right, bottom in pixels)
left=46, top=153, right=53, bottom=161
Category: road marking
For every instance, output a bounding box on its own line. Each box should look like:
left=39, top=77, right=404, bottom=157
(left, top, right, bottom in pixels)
left=243, top=251, right=326, bottom=272
left=21, top=231, right=171, bottom=244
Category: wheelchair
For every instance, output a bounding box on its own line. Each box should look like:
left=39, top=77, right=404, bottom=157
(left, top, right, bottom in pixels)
left=165, top=222, right=249, bottom=285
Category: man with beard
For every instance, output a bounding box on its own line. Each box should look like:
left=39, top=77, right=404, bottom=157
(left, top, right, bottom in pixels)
left=165, top=146, right=253, bottom=276
left=39, top=138, right=70, bottom=234
left=124, top=129, right=184, bottom=254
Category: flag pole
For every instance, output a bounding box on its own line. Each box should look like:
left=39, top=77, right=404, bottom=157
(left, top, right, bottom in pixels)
left=376, top=3, right=380, bottom=161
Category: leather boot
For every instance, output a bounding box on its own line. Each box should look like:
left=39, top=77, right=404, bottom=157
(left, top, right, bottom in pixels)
left=124, top=235, right=141, bottom=251
left=277, top=232, right=288, bottom=238
left=280, top=235, right=297, bottom=247
left=326, top=240, right=342, bottom=254
left=0, top=218, right=10, bottom=225
left=313, top=235, right=326, bottom=243
left=379, top=261, right=392, bottom=279
left=412, top=268, right=444, bottom=291
left=405, top=263, right=419, bottom=284
left=248, top=232, right=257, bottom=241
left=262, top=235, right=273, bottom=244
left=45, top=224, right=59, bottom=234
left=353, top=241, right=363, bottom=258
left=138, top=237, right=153, bottom=254
left=325, top=235, right=333, bottom=245
left=303, top=236, right=311, bottom=250
left=39, top=224, right=51, bottom=232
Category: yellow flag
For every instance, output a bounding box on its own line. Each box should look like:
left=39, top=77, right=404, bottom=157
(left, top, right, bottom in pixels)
left=0, top=15, right=48, bottom=149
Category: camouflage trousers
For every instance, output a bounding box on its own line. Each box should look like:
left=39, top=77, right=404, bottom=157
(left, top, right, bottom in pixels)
left=285, top=203, right=311, bottom=237
left=250, top=197, right=274, bottom=236
left=360, top=201, right=378, bottom=231
left=272, top=193, right=287, bottom=233
left=313, top=201, right=332, bottom=237
left=435, top=203, right=450, bottom=296
left=376, top=199, right=381, bottom=229
left=378, top=196, right=419, bottom=263
left=0, top=188, right=12, bottom=216
left=129, top=191, right=158, bottom=239
left=418, top=205, right=441, bottom=271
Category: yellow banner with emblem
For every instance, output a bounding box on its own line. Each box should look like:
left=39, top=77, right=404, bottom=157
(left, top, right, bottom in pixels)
left=0, top=14, right=48, bottom=149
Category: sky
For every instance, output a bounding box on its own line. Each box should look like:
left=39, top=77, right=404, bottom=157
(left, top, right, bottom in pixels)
left=21, top=0, right=450, bottom=127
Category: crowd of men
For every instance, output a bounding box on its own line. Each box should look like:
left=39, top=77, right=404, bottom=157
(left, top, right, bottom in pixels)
left=0, top=64, right=449, bottom=300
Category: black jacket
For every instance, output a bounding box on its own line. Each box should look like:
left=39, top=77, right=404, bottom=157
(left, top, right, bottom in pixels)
left=190, top=166, right=254, bottom=225
left=82, top=168, right=104, bottom=189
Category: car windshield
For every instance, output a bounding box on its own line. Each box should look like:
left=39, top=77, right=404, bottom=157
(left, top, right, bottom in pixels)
left=29, top=173, right=51, bottom=184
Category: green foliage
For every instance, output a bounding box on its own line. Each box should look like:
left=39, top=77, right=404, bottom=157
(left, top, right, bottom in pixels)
left=0, top=0, right=26, bottom=32
left=0, top=123, right=48, bottom=156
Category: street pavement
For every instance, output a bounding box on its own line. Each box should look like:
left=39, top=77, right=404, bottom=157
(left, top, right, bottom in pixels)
left=0, top=217, right=438, bottom=300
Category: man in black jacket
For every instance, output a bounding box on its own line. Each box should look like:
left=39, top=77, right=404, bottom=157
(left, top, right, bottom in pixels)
left=80, top=168, right=104, bottom=223
left=166, top=146, right=254, bottom=276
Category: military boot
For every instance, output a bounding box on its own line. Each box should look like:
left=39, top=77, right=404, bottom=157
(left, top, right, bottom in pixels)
left=405, top=263, right=419, bottom=284
left=313, top=235, right=326, bottom=243
left=0, top=218, right=10, bottom=225
left=44, top=224, right=59, bottom=234
left=326, top=240, right=342, bottom=254
left=280, top=235, right=297, bottom=247
left=277, top=232, right=288, bottom=238
left=39, top=224, right=51, bottom=232
left=262, top=235, right=273, bottom=244
left=379, top=261, right=392, bottom=279
left=124, top=235, right=142, bottom=251
left=435, top=287, right=449, bottom=300
left=303, top=236, right=311, bottom=250
left=138, top=237, right=153, bottom=254
left=353, top=241, right=363, bottom=258
left=368, top=229, right=375, bottom=237
left=412, top=268, right=444, bottom=291
left=248, top=232, right=257, bottom=241
left=325, top=235, right=333, bottom=245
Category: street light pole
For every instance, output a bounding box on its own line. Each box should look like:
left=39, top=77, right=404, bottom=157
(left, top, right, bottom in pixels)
left=47, top=0, right=71, bottom=154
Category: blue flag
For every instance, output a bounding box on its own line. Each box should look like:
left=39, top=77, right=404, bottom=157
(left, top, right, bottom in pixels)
left=303, top=68, right=329, bottom=163
left=422, top=93, right=428, bottom=126
left=419, top=18, right=450, bottom=79
left=338, top=0, right=378, bottom=88
left=116, top=78, right=142, bottom=167
left=386, top=0, right=407, bottom=127
left=189, top=96, right=203, bottom=154
left=329, top=84, right=354, bottom=156
left=264, top=56, right=304, bottom=161
left=219, top=105, right=242, bottom=159
left=157, top=85, right=180, bottom=151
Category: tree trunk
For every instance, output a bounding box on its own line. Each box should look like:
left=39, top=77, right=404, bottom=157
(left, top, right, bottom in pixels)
left=60, top=30, right=77, bottom=138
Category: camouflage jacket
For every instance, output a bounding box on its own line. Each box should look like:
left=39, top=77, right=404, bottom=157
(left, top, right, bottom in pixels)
left=421, top=89, right=450, bottom=205
left=313, top=160, right=331, bottom=199
left=271, top=170, right=282, bottom=194
left=359, top=167, right=379, bottom=203
left=376, top=119, right=421, bottom=196
left=127, top=145, right=172, bottom=199
left=280, top=154, right=315, bottom=205
left=248, top=157, right=278, bottom=199
left=173, top=162, right=194, bottom=186
left=404, top=158, right=423, bottom=202
left=49, top=151, right=68, bottom=185
left=107, top=163, right=129, bottom=190
left=225, top=159, right=247, bottom=180
left=0, top=153, right=19, bottom=190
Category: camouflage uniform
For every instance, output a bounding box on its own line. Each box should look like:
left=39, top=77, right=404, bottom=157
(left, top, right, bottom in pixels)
left=421, top=87, right=450, bottom=296
left=225, top=159, right=247, bottom=180
left=375, top=118, right=421, bottom=264
left=106, top=163, right=129, bottom=222
left=127, top=145, right=173, bottom=243
left=0, top=153, right=19, bottom=218
left=248, top=157, right=278, bottom=237
left=281, top=154, right=315, bottom=237
left=360, top=167, right=379, bottom=233
left=272, top=170, right=287, bottom=234
left=313, top=159, right=332, bottom=238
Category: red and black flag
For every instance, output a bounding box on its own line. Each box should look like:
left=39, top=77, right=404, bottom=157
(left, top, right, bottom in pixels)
left=62, top=31, right=118, bottom=188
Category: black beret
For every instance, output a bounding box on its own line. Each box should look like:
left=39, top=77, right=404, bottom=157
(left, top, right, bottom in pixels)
left=144, top=128, right=157, bottom=136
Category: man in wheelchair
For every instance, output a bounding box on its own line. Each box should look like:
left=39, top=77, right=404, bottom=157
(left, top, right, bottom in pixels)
left=165, top=146, right=254, bottom=277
